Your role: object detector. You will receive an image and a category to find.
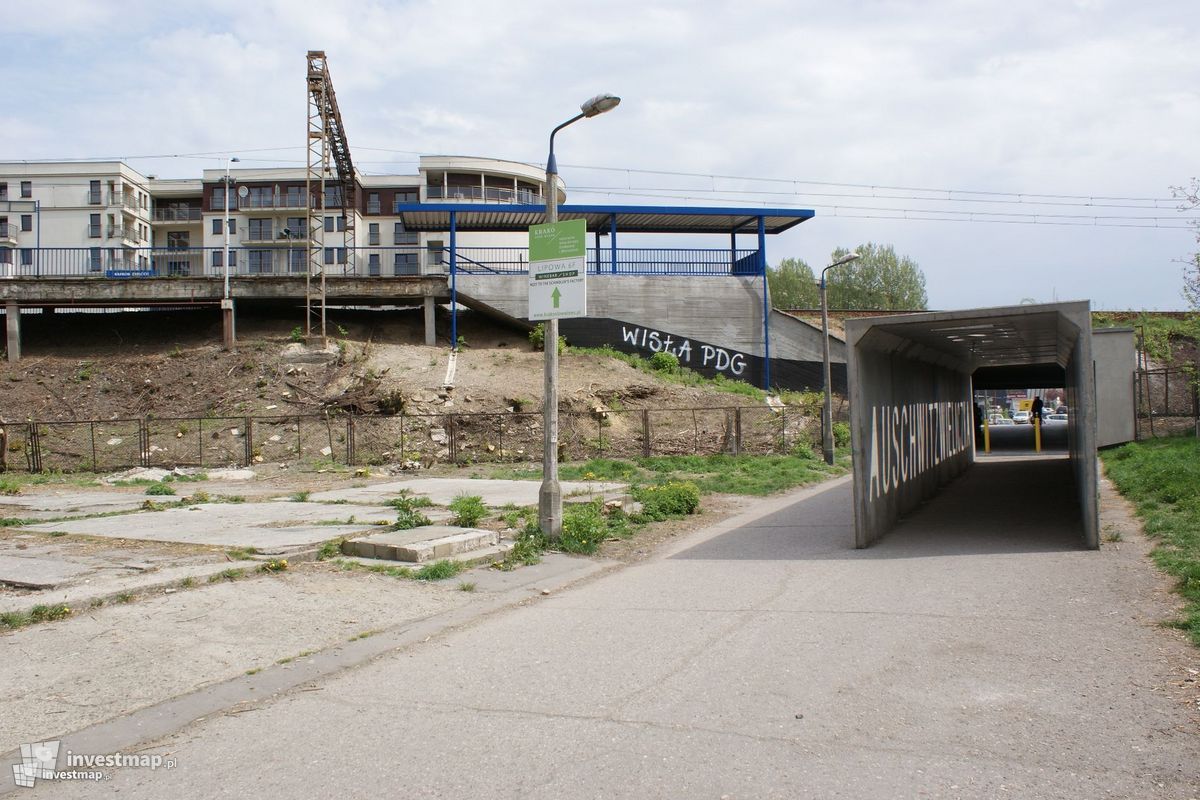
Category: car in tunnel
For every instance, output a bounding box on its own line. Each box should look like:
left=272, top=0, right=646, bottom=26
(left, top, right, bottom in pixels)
left=1012, top=410, right=1031, bottom=424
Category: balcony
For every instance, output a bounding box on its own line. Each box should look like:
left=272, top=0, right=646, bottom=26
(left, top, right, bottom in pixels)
left=236, top=191, right=310, bottom=211
left=107, top=225, right=142, bottom=245
left=0, top=223, right=16, bottom=246
left=152, top=207, right=203, bottom=223
left=242, top=229, right=308, bottom=245
left=424, top=186, right=543, bottom=205
left=108, top=191, right=140, bottom=212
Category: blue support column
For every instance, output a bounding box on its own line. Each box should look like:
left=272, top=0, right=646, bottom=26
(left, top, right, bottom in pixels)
left=609, top=213, right=617, bottom=273
left=758, top=215, right=770, bottom=390
left=730, top=230, right=736, bottom=270
left=593, top=228, right=600, bottom=273
left=450, top=211, right=458, bottom=349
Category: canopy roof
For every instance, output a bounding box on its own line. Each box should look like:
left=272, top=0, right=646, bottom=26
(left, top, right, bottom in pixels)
left=393, top=203, right=814, bottom=235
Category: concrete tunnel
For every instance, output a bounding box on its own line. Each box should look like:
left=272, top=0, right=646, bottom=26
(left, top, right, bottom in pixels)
left=844, top=301, right=1101, bottom=549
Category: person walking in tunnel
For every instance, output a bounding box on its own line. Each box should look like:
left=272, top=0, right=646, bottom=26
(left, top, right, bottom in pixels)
left=1031, top=395, right=1045, bottom=425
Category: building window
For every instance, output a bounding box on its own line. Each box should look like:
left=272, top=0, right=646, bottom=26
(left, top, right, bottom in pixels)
left=284, top=186, right=305, bottom=207
left=367, top=193, right=380, bottom=214
left=427, top=240, right=445, bottom=266
left=20, top=215, right=31, bottom=232
left=89, top=247, right=102, bottom=272
left=368, top=223, right=379, bottom=246
left=323, top=186, right=343, bottom=209
left=392, top=189, right=418, bottom=212
left=0, top=183, right=7, bottom=201
left=0, top=250, right=11, bottom=266
left=227, top=218, right=236, bottom=234
left=247, top=250, right=273, bottom=274
left=368, top=253, right=381, bottom=276
left=19, top=249, right=33, bottom=267
left=322, top=215, right=346, bottom=233
left=323, top=247, right=347, bottom=265
left=284, top=217, right=307, bottom=239
left=248, top=219, right=272, bottom=240
left=20, top=181, right=31, bottom=198
left=212, top=250, right=224, bottom=268
left=393, top=223, right=417, bottom=246
left=88, top=180, right=100, bottom=204
left=212, top=218, right=223, bottom=235
left=89, top=214, right=101, bottom=238
left=166, top=231, right=189, bottom=249
left=393, top=252, right=418, bottom=275
left=211, top=187, right=228, bottom=210
left=288, top=249, right=306, bottom=273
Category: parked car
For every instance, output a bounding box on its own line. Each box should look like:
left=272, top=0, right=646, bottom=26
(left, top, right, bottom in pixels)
left=989, top=417, right=1015, bottom=426
left=1046, top=413, right=1068, bottom=422
left=1012, top=411, right=1031, bottom=424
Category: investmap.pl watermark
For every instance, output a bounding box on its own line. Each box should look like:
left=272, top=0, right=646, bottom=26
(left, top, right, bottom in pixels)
left=12, top=741, right=176, bottom=789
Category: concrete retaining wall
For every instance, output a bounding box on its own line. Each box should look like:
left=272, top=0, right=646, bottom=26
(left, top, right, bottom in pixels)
left=1092, top=328, right=1136, bottom=448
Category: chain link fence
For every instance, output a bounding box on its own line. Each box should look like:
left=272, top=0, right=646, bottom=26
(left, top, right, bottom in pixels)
left=0, top=406, right=822, bottom=474
left=1137, top=367, right=1200, bottom=439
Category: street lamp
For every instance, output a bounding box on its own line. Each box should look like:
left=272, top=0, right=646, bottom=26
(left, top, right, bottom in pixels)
left=221, top=156, right=240, bottom=350
left=539, top=93, right=620, bottom=539
left=820, top=251, right=861, bottom=465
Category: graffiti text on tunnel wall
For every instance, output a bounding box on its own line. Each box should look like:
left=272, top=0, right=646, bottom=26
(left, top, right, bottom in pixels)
left=868, top=401, right=973, bottom=500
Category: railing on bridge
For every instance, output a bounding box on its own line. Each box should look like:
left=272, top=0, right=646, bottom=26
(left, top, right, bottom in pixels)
left=0, top=246, right=764, bottom=279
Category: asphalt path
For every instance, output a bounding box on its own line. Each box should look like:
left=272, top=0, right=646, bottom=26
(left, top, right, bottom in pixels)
left=32, top=470, right=1200, bottom=799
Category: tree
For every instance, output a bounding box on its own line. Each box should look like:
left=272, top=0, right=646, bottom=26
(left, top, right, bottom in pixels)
left=825, top=242, right=928, bottom=311
left=768, top=257, right=820, bottom=309
left=1172, top=179, right=1200, bottom=309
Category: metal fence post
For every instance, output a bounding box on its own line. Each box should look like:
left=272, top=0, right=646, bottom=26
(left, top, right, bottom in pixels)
left=139, top=419, right=149, bottom=467
left=347, top=415, right=356, bottom=465
left=449, top=414, right=458, bottom=462
left=0, top=423, right=7, bottom=473
left=642, top=409, right=650, bottom=458
left=734, top=408, right=742, bottom=456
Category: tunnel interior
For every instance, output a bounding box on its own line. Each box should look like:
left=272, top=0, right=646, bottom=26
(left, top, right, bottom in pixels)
left=845, top=301, right=1097, bottom=550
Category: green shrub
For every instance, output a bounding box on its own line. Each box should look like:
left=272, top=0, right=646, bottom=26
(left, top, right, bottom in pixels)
left=392, top=505, right=432, bottom=530
left=0, top=477, right=21, bottom=496
left=414, top=560, right=464, bottom=581
left=145, top=482, right=176, bottom=496
left=449, top=494, right=487, bottom=527
left=636, top=481, right=701, bottom=520
left=649, top=351, right=680, bottom=373
left=290, top=326, right=304, bottom=343
left=528, top=323, right=566, bottom=354
left=833, top=421, right=851, bottom=449
left=560, top=501, right=609, bottom=554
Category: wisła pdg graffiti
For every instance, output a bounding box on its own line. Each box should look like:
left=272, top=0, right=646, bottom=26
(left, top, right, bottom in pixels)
left=868, top=401, right=972, bottom=500
left=619, top=325, right=747, bottom=376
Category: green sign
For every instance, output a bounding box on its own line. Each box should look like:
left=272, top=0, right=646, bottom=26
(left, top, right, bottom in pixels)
left=529, top=219, right=586, bottom=261
left=528, top=219, right=588, bottom=321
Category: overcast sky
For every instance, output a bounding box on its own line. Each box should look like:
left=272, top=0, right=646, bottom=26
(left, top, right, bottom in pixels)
left=8, top=0, right=1198, bottom=310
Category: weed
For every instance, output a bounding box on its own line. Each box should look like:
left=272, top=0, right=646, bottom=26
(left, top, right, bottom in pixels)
left=290, top=326, right=304, bottom=343
left=207, top=568, right=245, bottom=583
left=457, top=581, right=477, bottom=592
left=1103, top=531, right=1124, bottom=543
left=317, top=539, right=346, bottom=560
left=635, top=481, right=701, bottom=521
left=144, top=482, right=176, bottom=496
left=180, top=577, right=196, bottom=589
left=29, top=604, right=72, bottom=623
left=90, top=598, right=105, bottom=609
left=649, top=351, right=680, bottom=373
left=259, top=559, right=289, bottom=573
left=414, top=560, right=464, bottom=581
left=0, top=477, right=21, bottom=496
left=289, top=490, right=311, bottom=502
left=833, top=421, right=852, bottom=449
left=187, top=490, right=211, bottom=504
left=115, top=592, right=135, bottom=604
left=1, top=610, right=31, bottom=628
left=528, top=323, right=566, bottom=354
left=246, top=668, right=261, bottom=675
left=559, top=501, right=610, bottom=554
left=226, top=547, right=260, bottom=560
left=449, top=494, right=487, bottom=527
left=389, top=493, right=433, bottom=530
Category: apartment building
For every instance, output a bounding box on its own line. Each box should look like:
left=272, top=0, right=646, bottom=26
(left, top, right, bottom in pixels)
left=0, top=155, right=557, bottom=277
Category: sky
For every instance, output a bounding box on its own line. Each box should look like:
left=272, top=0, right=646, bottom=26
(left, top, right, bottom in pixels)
left=6, top=0, right=1199, bottom=310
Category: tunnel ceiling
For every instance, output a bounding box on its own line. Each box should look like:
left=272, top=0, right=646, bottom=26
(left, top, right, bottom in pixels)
left=858, top=304, right=1084, bottom=372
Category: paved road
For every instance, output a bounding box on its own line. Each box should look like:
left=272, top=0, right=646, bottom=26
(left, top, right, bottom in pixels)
left=36, top=472, right=1200, bottom=799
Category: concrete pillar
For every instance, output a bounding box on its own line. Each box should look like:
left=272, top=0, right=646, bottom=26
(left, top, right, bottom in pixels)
left=5, top=302, right=20, bottom=362
left=423, top=296, right=436, bottom=346
left=221, top=298, right=236, bottom=350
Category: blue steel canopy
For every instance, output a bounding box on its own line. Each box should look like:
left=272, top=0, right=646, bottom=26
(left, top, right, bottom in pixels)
left=393, top=203, right=814, bottom=235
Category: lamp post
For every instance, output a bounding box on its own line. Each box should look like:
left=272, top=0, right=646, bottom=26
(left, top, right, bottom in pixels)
left=820, top=251, right=861, bottom=465
left=539, top=93, right=620, bottom=539
left=222, top=157, right=240, bottom=349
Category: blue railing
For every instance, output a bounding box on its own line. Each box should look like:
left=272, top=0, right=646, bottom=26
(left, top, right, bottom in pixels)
left=0, top=246, right=764, bottom=278
left=452, top=247, right=762, bottom=276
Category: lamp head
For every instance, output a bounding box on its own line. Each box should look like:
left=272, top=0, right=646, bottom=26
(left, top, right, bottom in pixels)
left=580, top=93, right=621, bottom=117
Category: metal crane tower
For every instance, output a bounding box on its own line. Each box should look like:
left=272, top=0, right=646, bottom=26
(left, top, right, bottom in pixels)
left=305, top=50, right=357, bottom=345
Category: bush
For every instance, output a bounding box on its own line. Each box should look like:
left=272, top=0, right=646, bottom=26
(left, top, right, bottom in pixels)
left=636, top=481, right=701, bottom=520
left=145, top=482, right=176, bottom=496
left=833, top=421, right=851, bottom=449
left=560, top=501, right=609, bottom=554
left=290, top=326, right=304, bottom=343
left=449, top=494, right=487, bottom=527
left=649, top=351, right=680, bottom=373
left=390, top=495, right=432, bottom=530
left=528, top=323, right=566, bottom=354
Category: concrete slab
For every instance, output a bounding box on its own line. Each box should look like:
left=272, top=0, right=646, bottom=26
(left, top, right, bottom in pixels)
left=0, top=554, right=94, bottom=589
left=22, top=502, right=398, bottom=549
left=343, top=526, right=498, bottom=562
left=0, top=492, right=149, bottom=516
left=308, top=478, right=625, bottom=507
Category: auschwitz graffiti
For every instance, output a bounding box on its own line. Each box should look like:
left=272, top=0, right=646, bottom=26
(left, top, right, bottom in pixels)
left=867, top=400, right=972, bottom=501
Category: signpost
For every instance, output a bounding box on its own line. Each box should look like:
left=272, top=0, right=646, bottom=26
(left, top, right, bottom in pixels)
left=528, top=219, right=587, bottom=321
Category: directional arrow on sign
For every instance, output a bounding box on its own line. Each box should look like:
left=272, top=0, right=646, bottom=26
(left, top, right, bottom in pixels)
left=551, top=287, right=561, bottom=308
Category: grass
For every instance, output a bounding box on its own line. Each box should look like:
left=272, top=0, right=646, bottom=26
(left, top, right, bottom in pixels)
left=289, top=490, right=311, bottom=502
left=317, top=539, right=346, bottom=560
left=115, top=592, right=135, bottom=603
left=491, top=453, right=847, bottom=498
left=207, top=568, right=246, bottom=583
left=1101, top=436, right=1200, bottom=645
left=457, top=581, right=477, bottom=592
left=449, top=494, right=487, bottom=527
left=226, top=547, right=260, bottom=560
left=144, top=482, right=176, bottom=496
left=334, top=558, right=465, bottom=582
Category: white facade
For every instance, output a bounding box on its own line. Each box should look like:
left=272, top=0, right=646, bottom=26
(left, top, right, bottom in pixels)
left=0, top=156, right=560, bottom=277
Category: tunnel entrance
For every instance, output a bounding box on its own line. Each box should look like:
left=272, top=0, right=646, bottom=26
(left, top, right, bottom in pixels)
left=845, top=302, right=1098, bottom=550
